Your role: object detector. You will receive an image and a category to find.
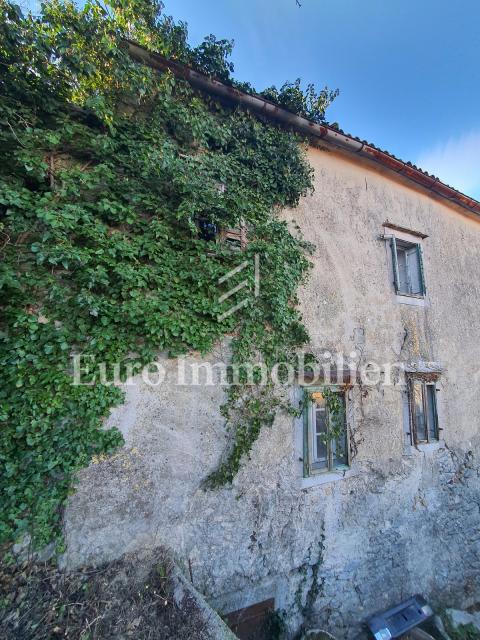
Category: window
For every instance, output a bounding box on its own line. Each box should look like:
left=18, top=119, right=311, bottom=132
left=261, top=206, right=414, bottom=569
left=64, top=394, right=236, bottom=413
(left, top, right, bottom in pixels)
left=197, top=219, right=247, bottom=249
left=304, top=388, right=349, bottom=475
left=390, top=237, right=426, bottom=296
left=219, top=224, right=247, bottom=250
left=197, top=217, right=218, bottom=242
left=197, top=182, right=247, bottom=250
left=407, top=380, right=439, bottom=444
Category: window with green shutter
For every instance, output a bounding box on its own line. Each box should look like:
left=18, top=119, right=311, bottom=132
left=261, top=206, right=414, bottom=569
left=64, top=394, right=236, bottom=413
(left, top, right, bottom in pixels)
left=407, top=380, right=439, bottom=444
left=390, top=238, right=426, bottom=296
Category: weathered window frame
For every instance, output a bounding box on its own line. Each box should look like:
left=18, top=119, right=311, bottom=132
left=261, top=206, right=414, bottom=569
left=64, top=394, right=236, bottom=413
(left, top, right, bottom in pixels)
left=407, top=378, right=439, bottom=444
left=197, top=219, right=247, bottom=250
left=218, top=222, right=247, bottom=250
left=390, top=236, right=426, bottom=297
left=197, top=182, right=247, bottom=249
left=303, top=386, right=350, bottom=477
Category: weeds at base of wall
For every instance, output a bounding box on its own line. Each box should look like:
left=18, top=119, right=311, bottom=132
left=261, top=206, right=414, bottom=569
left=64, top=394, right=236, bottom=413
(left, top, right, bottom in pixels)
left=0, top=548, right=218, bottom=640
left=263, top=609, right=288, bottom=640
left=441, top=613, right=480, bottom=640
left=288, top=526, right=327, bottom=638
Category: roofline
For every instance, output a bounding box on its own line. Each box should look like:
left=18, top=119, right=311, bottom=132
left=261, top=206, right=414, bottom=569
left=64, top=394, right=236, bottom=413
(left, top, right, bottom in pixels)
left=125, top=39, right=480, bottom=220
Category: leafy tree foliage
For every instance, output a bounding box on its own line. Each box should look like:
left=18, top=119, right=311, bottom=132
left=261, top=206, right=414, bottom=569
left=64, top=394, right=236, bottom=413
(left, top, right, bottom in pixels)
left=0, top=0, right=336, bottom=546
left=261, top=79, right=339, bottom=124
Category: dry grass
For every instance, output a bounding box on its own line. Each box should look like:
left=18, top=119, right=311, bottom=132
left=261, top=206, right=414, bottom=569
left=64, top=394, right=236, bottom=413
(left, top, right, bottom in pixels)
left=0, top=548, right=213, bottom=640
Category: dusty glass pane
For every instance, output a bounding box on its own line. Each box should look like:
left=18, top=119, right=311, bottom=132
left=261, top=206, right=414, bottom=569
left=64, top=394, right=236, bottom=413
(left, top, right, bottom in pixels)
left=397, top=247, right=409, bottom=293
left=413, top=382, right=427, bottom=441
left=331, top=396, right=347, bottom=467
left=406, top=247, right=422, bottom=294
left=314, top=406, right=328, bottom=467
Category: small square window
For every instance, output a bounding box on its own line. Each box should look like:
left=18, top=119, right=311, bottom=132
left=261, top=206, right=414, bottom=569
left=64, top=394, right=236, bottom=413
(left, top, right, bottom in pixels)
left=303, top=388, right=349, bottom=476
left=390, top=238, right=426, bottom=296
left=407, top=380, right=439, bottom=444
left=197, top=183, right=247, bottom=249
left=197, top=218, right=247, bottom=249
left=219, top=224, right=247, bottom=250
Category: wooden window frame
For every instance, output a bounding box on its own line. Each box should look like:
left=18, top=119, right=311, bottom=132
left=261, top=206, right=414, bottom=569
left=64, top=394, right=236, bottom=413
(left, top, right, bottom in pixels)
left=215, top=182, right=247, bottom=250
left=197, top=219, right=247, bottom=250
left=407, top=379, right=439, bottom=444
left=303, top=386, right=350, bottom=477
left=218, top=221, right=247, bottom=250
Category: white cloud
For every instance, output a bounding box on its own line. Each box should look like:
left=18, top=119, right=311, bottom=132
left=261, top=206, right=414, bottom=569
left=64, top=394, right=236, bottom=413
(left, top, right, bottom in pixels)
left=417, top=130, right=480, bottom=198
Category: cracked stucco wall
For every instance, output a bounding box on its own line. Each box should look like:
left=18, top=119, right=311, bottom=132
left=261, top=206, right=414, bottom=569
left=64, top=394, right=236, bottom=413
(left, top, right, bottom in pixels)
left=63, top=144, right=480, bottom=637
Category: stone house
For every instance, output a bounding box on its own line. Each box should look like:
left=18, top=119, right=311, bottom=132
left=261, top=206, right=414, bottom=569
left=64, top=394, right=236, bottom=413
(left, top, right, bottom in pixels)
left=64, top=45, right=480, bottom=638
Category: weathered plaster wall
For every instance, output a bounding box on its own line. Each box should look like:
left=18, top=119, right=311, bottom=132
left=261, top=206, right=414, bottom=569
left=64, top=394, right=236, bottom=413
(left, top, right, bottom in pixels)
left=64, top=145, right=480, bottom=637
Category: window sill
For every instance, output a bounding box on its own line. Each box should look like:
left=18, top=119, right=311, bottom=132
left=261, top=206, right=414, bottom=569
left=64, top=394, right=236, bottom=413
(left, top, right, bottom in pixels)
left=416, top=440, right=445, bottom=453
left=403, top=440, right=445, bottom=456
left=395, top=293, right=427, bottom=307
left=301, top=467, right=354, bottom=489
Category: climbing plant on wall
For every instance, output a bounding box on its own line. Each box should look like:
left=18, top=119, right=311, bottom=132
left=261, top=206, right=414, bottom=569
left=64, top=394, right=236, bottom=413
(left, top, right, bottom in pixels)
left=0, top=0, right=337, bottom=546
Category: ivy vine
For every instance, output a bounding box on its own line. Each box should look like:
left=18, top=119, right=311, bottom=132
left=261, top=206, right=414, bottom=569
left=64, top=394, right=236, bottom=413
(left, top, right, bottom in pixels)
left=0, top=0, right=337, bottom=546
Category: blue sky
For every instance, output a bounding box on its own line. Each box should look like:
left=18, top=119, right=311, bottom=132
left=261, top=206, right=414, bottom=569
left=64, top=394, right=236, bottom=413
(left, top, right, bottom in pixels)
left=164, top=0, right=480, bottom=199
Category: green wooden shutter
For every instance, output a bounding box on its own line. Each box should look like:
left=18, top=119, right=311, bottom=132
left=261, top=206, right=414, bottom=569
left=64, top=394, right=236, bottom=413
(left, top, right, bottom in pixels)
left=407, top=378, right=415, bottom=443
left=303, top=392, right=310, bottom=478
left=390, top=237, right=400, bottom=292
left=416, top=244, right=426, bottom=295
left=426, top=384, right=439, bottom=441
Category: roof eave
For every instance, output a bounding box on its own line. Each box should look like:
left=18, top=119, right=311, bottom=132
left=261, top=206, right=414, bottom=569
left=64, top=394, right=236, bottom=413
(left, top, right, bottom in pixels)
left=125, top=39, right=480, bottom=220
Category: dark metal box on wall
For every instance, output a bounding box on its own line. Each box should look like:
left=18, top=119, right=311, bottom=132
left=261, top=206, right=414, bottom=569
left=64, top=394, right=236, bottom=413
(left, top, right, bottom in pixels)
left=367, top=595, right=433, bottom=640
